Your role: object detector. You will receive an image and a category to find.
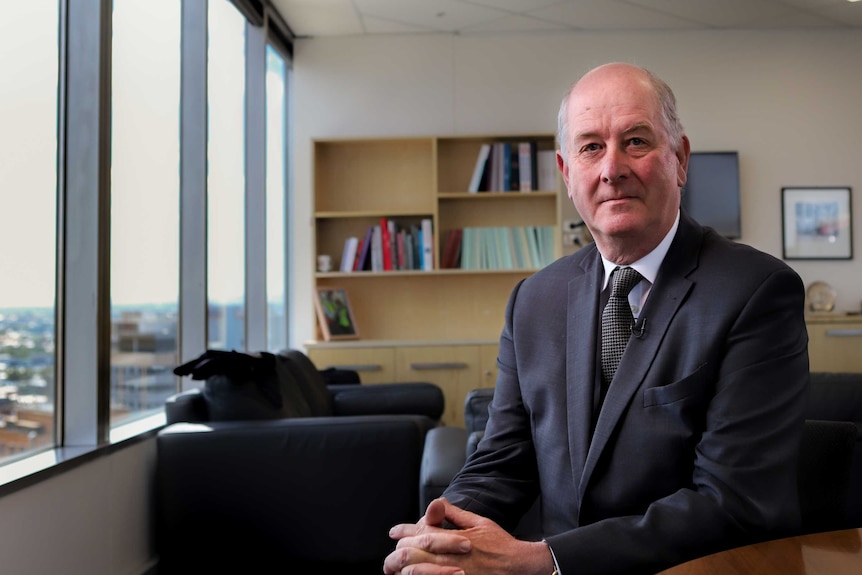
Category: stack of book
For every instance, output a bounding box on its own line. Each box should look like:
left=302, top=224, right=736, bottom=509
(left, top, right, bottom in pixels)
left=441, top=225, right=555, bottom=270
left=468, top=140, right=558, bottom=193
left=338, top=217, right=434, bottom=272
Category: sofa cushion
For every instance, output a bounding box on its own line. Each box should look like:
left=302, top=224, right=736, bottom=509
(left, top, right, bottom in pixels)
left=174, top=350, right=313, bottom=421
left=281, top=350, right=335, bottom=417
left=807, top=372, right=862, bottom=423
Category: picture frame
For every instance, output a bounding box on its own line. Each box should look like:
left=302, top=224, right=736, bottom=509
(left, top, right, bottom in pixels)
left=314, top=287, right=359, bottom=341
left=781, top=187, right=853, bottom=260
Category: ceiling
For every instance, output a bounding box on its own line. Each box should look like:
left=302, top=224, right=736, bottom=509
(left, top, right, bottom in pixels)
left=272, top=0, right=862, bottom=38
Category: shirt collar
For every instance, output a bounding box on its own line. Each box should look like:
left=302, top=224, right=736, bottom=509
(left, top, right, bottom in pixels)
left=600, top=210, right=680, bottom=290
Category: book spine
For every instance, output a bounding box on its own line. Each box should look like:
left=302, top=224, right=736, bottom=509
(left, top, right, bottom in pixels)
left=357, top=226, right=374, bottom=271
left=501, top=143, right=511, bottom=192
left=468, top=144, right=491, bottom=193
left=371, top=225, right=383, bottom=271
left=340, top=236, right=359, bottom=272
left=518, top=142, right=533, bottom=192
left=537, top=150, right=557, bottom=191
left=380, top=217, right=393, bottom=271
left=421, top=218, right=434, bottom=271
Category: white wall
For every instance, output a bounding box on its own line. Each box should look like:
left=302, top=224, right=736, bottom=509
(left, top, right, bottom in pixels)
left=0, top=439, right=157, bottom=575
left=290, top=28, right=862, bottom=348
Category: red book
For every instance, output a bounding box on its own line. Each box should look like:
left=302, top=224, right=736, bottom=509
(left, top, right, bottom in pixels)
left=380, top=217, right=393, bottom=271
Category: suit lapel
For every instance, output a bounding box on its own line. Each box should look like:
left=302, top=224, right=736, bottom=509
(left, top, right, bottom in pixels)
left=579, top=213, right=703, bottom=496
left=566, top=250, right=602, bottom=492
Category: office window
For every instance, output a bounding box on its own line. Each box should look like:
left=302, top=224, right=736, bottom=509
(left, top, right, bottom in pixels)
left=207, top=0, right=247, bottom=350
left=0, top=2, right=59, bottom=460
left=110, top=0, right=181, bottom=425
left=266, top=45, right=287, bottom=352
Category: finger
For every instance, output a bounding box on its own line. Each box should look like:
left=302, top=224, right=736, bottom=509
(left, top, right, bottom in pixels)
left=383, top=546, right=467, bottom=575
left=389, top=522, right=421, bottom=540
left=423, top=497, right=447, bottom=527
left=395, top=532, right=472, bottom=554
left=440, top=500, right=487, bottom=530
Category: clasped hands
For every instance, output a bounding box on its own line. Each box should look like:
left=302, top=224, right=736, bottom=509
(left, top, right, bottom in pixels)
left=384, top=497, right=554, bottom=575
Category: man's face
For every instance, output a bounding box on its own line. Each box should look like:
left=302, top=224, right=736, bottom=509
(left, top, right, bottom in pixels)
left=557, top=65, right=689, bottom=263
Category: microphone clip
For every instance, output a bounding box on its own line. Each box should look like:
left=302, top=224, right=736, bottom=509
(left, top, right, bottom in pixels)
left=631, top=317, right=647, bottom=339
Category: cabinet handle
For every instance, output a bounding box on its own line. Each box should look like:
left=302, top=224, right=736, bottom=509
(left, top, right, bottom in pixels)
left=825, top=329, right=862, bottom=337
left=410, top=362, right=469, bottom=371
left=331, top=364, right=381, bottom=372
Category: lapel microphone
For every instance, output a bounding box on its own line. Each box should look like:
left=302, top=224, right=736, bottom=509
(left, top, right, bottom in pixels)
left=631, top=317, right=647, bottom=339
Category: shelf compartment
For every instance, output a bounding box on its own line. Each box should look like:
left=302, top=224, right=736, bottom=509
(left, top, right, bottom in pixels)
left=314, top=138, right=435, bottom=213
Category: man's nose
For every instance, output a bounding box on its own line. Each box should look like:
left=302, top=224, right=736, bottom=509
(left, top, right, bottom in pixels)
left=600, top=147, right=629, bottom=184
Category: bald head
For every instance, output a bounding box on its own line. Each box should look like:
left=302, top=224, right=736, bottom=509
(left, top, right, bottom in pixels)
left=557, top=63, right=684, bottom=159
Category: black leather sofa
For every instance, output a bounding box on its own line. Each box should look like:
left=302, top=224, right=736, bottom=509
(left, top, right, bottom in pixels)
left=156, top=349, right=445, bottom=574
left=420, top=372, right=862, bottom=533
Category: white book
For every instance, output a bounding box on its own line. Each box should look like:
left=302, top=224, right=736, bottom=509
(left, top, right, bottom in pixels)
left=370, top=225, right=383, bottom=272
left=421, top=218, right=434, bottom=271
left=468, top=144, right=491, bottom=193
left=537, top=150, right=558, bottom=191
left=339, top=236, right=359, bottom=272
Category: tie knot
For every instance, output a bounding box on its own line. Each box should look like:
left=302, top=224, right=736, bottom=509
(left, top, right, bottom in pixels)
left=610, top=267, right=642, bottom=298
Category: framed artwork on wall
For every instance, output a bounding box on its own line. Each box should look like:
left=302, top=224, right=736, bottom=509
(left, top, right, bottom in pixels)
left=314, top=287, right=359, bottom=341
left=781, top=187, right=853, bottom=260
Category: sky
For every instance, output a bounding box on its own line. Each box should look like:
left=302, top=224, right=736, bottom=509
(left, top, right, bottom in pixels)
left=1, top=0, right=286, bottom=309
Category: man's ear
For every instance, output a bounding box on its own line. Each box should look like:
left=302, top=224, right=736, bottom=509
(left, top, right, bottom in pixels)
left=676, top=135, right=691, bottom=188
left=556, top=150, right=570, bottom=190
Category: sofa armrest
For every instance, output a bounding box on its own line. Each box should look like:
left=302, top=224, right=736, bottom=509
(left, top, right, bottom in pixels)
left=157, top=414, right=436, bottom=572
left=164, top=388, right=208, bottom=424
left=329, top=382, right=445, bottom=420
left=419, top=426, right=468, bottom=513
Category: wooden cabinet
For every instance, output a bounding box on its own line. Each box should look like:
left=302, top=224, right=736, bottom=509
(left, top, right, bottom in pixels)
left=806, top=315, right=862, bottom=373
left=310, top=135, right=562, bottom=420
left=304, top=346, right=396, bottom=384
left=308, top=341, right=498, bottom=427
left=313, top=135, right=562, bottom=342
left=395, top=345, right=482, bottom=427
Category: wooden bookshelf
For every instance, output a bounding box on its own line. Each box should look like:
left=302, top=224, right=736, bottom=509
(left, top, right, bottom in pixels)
left=309, top=135, right=562, bottom=424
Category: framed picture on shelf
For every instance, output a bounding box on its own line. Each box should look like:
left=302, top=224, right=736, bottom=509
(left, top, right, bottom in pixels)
left=781, top=187, right=853, bottom=260
left=314, top=287, right=359, bottom=341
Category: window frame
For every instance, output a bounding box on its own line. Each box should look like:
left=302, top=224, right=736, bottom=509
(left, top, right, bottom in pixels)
left=0, top=0, right=293, bottom=492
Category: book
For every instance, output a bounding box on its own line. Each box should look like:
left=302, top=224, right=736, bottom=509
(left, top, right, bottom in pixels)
left=396, top=229, right=407, bottom=270
left=370, top=225, right=383, bottom=271
left=501, top=143, right=512, bottom=192
left=352, top=237, right=364, bottom=271
left=518, top=141, right=537, bottom=192
left=537, top=150, right=557, bottom=191
left=388, top=219, right=398, bottom=269
left=488, top=143, right=500, bottom=191
left=356, top=226, right=374, bottom=271
left=340, top=236, right=359, bottom=272
left=380, top=217, right=393, bottom=271
left=515, top=226, right=532, bottom=268
left=508, top=143, right=520, bottom=191
left=441, top=228, right=463, bottom=269
left=421, top=218, right=434, bottom=271
left=468, top=144, right=491, bottom=193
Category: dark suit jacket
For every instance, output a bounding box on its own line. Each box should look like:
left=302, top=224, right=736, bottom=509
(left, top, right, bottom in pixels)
left=443, top=211, right=810, bottom=575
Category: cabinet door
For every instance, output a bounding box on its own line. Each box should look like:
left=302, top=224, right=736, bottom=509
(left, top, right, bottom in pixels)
left=396, top=346, right=480, bottom=427
left=807, top=322, right=862, bottom=373
left=306, top=346, right=396, bottom=384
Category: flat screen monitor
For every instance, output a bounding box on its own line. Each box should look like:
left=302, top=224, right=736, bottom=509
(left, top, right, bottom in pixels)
left=682, top=151, right=741, bottom=239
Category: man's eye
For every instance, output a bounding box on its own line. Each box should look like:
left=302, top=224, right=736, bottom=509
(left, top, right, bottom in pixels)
left=580, top=143, right=601, bottom=153
left=628, top=138, right=646, bottom=146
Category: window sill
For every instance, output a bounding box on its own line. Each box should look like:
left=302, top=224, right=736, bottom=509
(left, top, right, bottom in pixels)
left=0, top=411, right=166, bottom=498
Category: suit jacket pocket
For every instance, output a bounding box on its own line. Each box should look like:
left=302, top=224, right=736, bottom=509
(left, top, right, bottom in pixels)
left=643, top=363, right=711, bottom=407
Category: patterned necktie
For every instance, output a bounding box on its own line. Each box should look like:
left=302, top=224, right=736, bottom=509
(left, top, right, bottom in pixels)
left=601, top=266, right=642, bottom=386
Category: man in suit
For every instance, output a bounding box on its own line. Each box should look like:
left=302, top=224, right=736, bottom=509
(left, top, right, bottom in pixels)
left=384, top=63, right=809, bottom=575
